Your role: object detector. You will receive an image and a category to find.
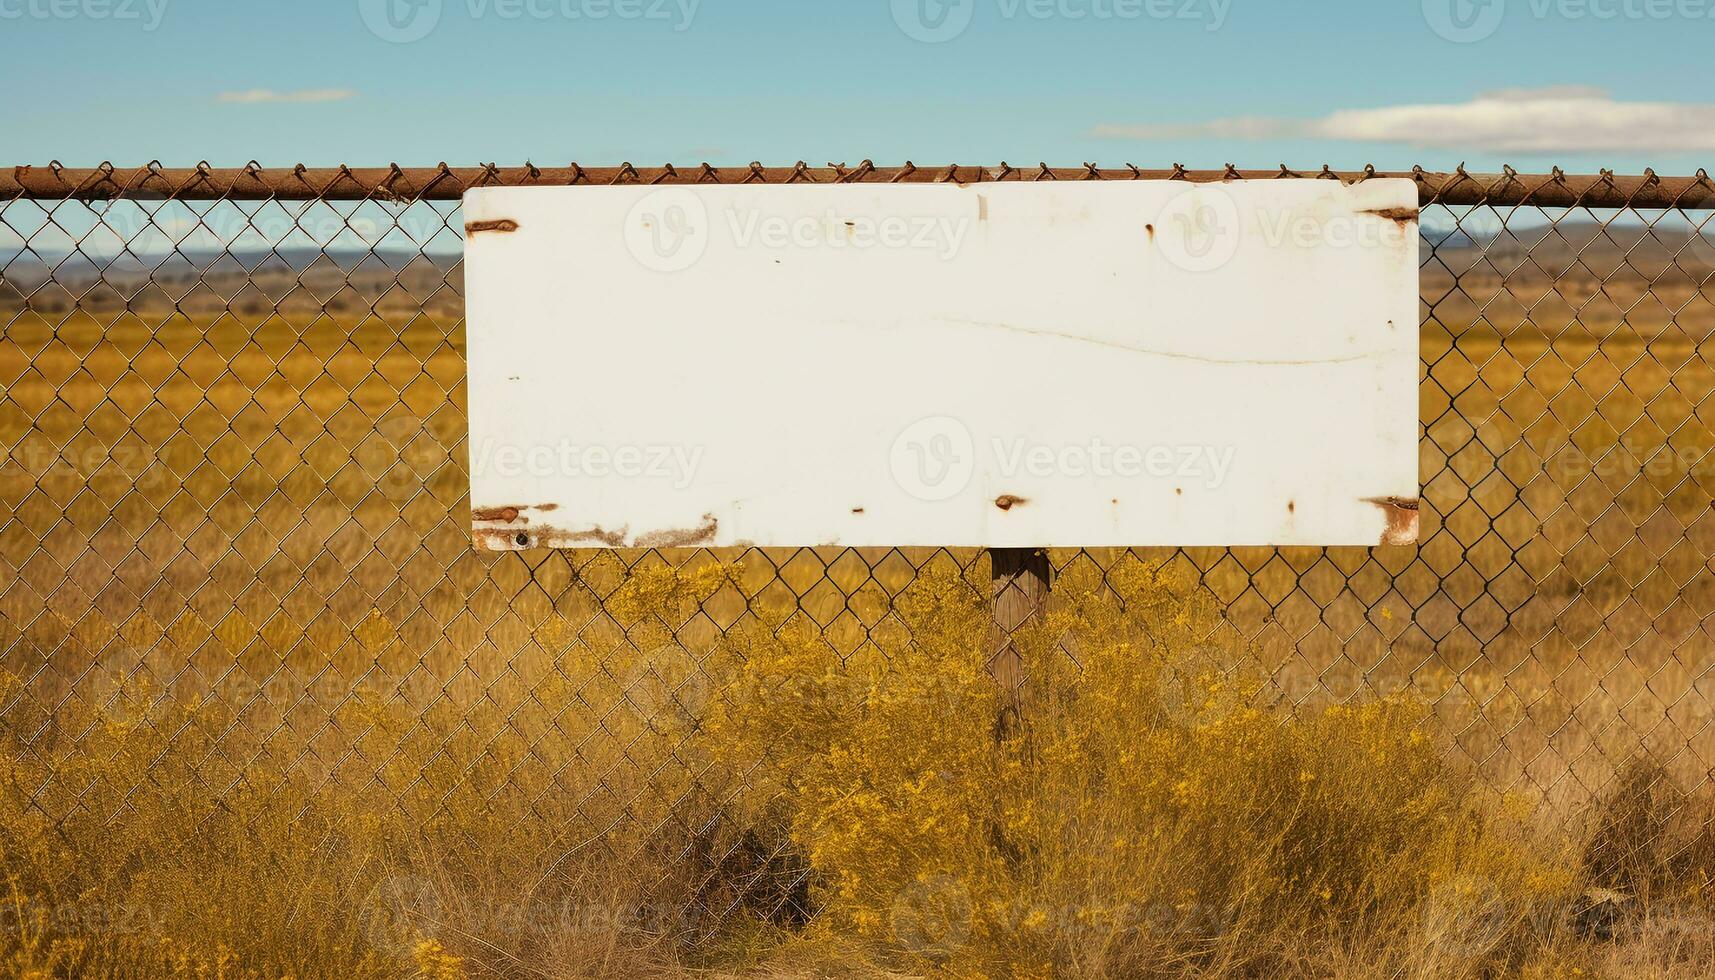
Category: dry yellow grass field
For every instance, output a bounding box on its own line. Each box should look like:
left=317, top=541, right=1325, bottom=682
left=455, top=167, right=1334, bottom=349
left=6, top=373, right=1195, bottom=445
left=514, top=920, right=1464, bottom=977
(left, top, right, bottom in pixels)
left=2, top=201, right=1714, bottom=976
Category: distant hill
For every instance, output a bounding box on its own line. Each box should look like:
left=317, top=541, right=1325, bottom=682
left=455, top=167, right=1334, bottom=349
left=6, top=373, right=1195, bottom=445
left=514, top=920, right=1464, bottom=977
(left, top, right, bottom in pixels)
left=2, top=220, right=1709, bottom=319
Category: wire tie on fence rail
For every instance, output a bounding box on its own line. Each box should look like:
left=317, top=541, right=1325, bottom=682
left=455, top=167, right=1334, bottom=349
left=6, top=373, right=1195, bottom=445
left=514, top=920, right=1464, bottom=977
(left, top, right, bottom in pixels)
left=526, top=161, right=541, bottom=180
left=1596, top=168, right=1620, bottom=208
left=1526, top=168, right=1563, bottom=205
left=376, top=163, right=406, bottom=203
left=413, top=161, right=456, bottom=199
left=190, top=162, right=215, bottom=205
left=697, top=163, right=718, bottom=183
left=86, top=160, right=116, bottom=199
left=994, top=162, right=1015, bottom=181
left=838, top=160, right=875, bottom=183
left=1494, top=165, right=1520, bottom=203
left=1447, top=163, right=1476, bottom=203
left=1407, top=165, right=1442, bottom=206
left=654, top=164, right=679, bottom=185
left=566, top=163, right=585, bottom=185
left=891, top=162, right=916, bottom=183
left=1318, top=164, right=1337, bottom=180
left=90, top=161, right=119, bottom=199
left=1034, top=163, right=1055, bottom=181
left=791, top=161, right=815, bottom=183
left=1125, top=164, right=1142, bottom=179
left=1082, top=163, right=1101, bottom=180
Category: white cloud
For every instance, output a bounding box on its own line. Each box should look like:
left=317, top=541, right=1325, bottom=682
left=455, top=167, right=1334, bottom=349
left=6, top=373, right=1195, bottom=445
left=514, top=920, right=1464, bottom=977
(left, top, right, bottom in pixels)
left=217, top=89, right=358, bottom=104
left=1093, top=87, right=1715, bottom=154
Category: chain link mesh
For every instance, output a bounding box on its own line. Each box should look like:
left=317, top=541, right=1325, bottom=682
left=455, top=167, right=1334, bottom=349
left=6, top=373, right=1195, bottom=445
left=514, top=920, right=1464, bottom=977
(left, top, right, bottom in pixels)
left=3, top=162, right=1714, bottom=932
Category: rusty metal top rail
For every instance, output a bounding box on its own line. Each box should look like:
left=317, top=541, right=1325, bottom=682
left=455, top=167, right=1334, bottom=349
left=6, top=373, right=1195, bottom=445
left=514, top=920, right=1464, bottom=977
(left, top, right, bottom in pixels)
left=6, top=163, right=1715, bottom=209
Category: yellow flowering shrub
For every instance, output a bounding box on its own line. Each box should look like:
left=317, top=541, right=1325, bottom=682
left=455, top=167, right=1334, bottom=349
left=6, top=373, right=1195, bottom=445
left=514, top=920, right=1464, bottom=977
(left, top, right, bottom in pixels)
left=697, top=561, right=1581, bottom=976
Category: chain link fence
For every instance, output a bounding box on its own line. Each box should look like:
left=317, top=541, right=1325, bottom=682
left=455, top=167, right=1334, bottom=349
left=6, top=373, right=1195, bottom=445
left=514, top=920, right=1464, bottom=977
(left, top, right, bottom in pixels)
left=3, top=162, right=1714, bottom=932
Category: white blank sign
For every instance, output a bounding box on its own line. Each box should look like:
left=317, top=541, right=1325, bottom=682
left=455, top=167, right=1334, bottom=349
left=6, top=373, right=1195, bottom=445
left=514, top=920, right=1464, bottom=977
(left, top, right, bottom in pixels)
left=462, top=179, right=1419, bottom=549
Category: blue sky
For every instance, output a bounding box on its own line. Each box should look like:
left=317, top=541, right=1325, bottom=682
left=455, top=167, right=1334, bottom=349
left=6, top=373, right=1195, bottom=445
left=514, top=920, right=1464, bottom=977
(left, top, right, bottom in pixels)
left=1, top=0, right=1712, bottom=172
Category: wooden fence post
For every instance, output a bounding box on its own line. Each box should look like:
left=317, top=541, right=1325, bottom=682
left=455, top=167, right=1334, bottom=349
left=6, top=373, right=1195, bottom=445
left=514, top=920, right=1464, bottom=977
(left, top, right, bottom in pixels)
left=988, top=547, right=1051, bottom=740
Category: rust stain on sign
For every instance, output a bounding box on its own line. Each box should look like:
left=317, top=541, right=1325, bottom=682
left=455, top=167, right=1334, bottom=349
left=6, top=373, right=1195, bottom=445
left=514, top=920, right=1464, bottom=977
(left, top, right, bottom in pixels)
left=994, top=494, right=1028, bottom=511
left=472, top=502, right=723, bottom=548
left=559, top=525, right=631, bottom=547
left=634, top=514, right=719, bottom=548
left=1360, top=207, right=1420, bottom=228
left=464, top=218, right=520, bottom=236
left=1364, top=496, right=1421, bottom=546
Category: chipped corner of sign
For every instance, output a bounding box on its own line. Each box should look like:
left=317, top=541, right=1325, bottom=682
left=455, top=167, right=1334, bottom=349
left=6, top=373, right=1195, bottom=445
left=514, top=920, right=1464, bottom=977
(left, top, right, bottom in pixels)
left=1364, top=496, right=1421, bottom=547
